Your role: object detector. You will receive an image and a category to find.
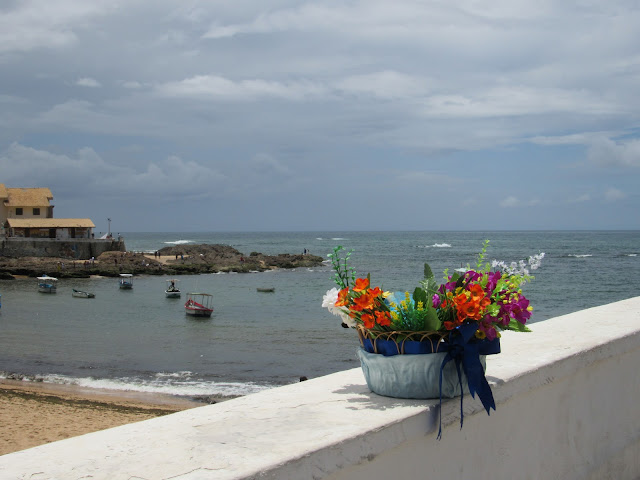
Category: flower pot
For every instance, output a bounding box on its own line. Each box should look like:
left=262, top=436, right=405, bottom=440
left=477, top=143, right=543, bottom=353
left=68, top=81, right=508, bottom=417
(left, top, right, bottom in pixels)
left=357, top=347, right=486, bottom=399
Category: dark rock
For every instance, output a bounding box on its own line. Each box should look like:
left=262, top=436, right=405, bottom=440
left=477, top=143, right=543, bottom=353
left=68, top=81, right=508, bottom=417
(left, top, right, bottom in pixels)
left=0, top=244, right=324, bottom=278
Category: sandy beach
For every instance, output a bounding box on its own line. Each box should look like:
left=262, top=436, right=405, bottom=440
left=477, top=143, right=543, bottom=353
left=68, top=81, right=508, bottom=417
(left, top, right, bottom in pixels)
left=0, top=379, right=206, bottom=456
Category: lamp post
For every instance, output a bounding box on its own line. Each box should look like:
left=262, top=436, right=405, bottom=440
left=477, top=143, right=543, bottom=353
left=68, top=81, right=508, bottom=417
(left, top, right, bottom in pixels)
left=107, top=218, right=111, bottom=238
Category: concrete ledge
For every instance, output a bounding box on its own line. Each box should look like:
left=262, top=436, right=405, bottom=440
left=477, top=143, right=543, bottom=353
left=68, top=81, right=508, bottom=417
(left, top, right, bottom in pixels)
left=1, top=297, right=639, bottom=479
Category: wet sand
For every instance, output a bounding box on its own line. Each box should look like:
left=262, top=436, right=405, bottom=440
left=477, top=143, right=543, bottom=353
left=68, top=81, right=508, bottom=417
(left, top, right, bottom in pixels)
left=0, top=379, right=208, bottom=456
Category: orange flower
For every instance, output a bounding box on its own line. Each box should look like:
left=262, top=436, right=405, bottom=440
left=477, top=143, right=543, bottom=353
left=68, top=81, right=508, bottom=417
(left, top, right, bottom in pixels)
left=457, top=298, right=481, bottom=322
left=468, top=283, right=484, bottom=302
left=352, top=291, right=375, bottom=311
left=335, top=287, right=350, bottom=307
left=375, top=310, right=391, bottom=327
left=479, top=295, right=491, bottom=311
left=369, top=286, right=383, bottom=297
left=353, top=277, right=370, bottom=292
left=444, top=318, right=462, bottom=330
left=453, top=291, right=468, bottom=305
left=361, top=313, right=375, bottom=329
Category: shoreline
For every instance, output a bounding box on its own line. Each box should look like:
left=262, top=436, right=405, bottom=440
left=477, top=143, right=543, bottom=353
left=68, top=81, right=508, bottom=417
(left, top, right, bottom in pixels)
left=0, top=379, right=216, bottom=456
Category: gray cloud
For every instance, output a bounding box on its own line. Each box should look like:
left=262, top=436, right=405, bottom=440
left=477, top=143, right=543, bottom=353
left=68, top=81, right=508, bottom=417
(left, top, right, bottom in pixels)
left=75, top=77, right=102, bottom=88
left=587, top=137, right=640, bottom=167
left=1, top=0, right=639, bottom=230
left=0, top=143, right=227, bottom=200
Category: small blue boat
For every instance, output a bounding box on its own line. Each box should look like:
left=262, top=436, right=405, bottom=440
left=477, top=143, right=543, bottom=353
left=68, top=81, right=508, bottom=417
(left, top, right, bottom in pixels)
left=119, top=273, right=134, bottom=289
left=37, top=275, right=58, bottom=293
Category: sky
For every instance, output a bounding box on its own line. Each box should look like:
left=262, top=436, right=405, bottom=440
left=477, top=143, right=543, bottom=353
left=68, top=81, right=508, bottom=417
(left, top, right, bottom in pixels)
left=1, top=0, right=640, bottom=232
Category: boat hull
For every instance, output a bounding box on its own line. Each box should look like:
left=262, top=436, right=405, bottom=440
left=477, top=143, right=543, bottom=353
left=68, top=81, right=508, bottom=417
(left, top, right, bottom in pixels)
left=185, top=307, right=213, bottom=317
left=72, top=291, right=95, bottom=298
left=38, top=286, right=57, bottom=294
left=165, top=291, right=181, bottom=298
left=184, top=294, right=214, bottom=318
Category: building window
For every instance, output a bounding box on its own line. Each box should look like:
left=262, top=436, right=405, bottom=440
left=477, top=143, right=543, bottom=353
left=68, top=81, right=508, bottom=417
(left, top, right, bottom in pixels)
left=15, top=208, right=23, bottom=215
left=33, top=208, right=41, bottom=216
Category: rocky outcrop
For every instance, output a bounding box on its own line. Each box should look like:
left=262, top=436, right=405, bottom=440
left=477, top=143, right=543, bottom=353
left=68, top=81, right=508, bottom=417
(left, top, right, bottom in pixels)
left=157, top=244, right=323, bottom=272
left=0, top=244, right=324, bottom=279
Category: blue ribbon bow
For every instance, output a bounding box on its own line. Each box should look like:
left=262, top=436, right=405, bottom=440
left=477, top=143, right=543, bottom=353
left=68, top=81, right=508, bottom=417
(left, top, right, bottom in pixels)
left=437, top=323, right=500, bottom=439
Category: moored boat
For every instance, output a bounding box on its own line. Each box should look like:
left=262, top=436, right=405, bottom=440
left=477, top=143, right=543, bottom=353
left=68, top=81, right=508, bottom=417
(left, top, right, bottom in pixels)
left=256, top=287, right=275, bottom=293
left=72, top=288, right=95, bottom=299
left=37, top=275, right=58, bottom=293
left=119, top=273, right=134, bottom=289
left=165, top=279, right=181, bottom=298
left=184, top=293, right=214, bottom=317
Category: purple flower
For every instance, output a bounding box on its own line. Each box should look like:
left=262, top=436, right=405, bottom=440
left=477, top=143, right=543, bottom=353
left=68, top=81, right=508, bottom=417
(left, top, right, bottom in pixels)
left=432, top=293, right=441, bottom=308
left=485, top=271, right=502, bottom=293
left=444, top=281, right=457, bottom=292
left=511, top=297, right=531, bottom=324
left=478, top=320, right=498, bottom=341
left=465, top=271, right=481, bottom=282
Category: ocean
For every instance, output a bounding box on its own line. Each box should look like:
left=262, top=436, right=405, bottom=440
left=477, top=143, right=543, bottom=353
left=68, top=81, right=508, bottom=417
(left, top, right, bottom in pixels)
left=1, top=230, right=638, bottom=400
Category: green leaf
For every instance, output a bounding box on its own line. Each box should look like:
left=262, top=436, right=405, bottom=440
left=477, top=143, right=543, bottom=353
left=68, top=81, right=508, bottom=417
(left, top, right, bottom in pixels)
left=413, top=286, right=428, bottom=306
left=411, top=287, right=442, bottom=331
left=423, top=306, right=442, bottom=331
left=506, top=319, right=531, bottom=332
left=423, top=262, right=434, bottom=281
left=421, top=263, right=438, bottom=294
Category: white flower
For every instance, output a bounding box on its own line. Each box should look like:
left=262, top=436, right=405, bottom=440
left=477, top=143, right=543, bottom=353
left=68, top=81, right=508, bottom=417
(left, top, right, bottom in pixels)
left=322, top=287, right=339, bottom=309
left=528, top=252, right=545, bottom=270
left=322, top=288, right=356, bottom=328
left=491, top=252, right=545, bottom=284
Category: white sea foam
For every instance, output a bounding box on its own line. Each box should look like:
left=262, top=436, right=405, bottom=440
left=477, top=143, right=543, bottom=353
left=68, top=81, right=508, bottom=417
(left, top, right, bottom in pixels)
left=568, top=254, right=592, bottom=258
left=37, top=373, right=271, bottom=397
left=154, top=371, right=194, bottom=379
left=417, top=243, right=452, bottom=248
left=164, top=240, right=193, bottom=245
left=628, top=253, right=637, bottom=257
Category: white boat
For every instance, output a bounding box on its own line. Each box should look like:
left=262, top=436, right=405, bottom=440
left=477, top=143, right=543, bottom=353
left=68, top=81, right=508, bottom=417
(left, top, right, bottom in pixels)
left=37, top=275, right=58, bottom=293
left=184, top=293, right=214, bottom=317
left=72, top=288, right=95, bottom=299
left=165, top=279, right=181, bottom=298
left=119, top=273, right=134, bottom=289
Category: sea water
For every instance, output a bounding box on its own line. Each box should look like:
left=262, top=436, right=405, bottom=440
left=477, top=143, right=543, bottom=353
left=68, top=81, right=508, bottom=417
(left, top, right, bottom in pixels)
left=0, top=230, right=638, bottom=399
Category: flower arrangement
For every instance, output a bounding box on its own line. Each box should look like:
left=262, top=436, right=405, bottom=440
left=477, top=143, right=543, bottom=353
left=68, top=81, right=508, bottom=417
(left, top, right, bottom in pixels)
left=323, top=241, right=544, bottom=437
left=323, top=240, right=544, bottom=343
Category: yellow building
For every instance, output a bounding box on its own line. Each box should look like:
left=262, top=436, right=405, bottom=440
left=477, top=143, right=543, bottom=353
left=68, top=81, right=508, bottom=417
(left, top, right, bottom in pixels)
left=0, top=184, right=95, bottom=239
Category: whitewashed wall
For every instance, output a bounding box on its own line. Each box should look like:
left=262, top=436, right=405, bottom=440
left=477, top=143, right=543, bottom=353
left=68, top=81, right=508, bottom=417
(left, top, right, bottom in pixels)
left=1, top=297, right=639, bottom=480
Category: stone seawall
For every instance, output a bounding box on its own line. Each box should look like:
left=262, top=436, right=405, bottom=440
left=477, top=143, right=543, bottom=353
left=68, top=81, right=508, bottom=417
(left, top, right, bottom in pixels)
left=0, top=238, right=125, bottom=260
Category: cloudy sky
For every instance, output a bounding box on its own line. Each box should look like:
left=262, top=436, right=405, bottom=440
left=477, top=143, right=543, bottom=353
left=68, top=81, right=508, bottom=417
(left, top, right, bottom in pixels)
left=1, top=0, right=639, bottom=232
